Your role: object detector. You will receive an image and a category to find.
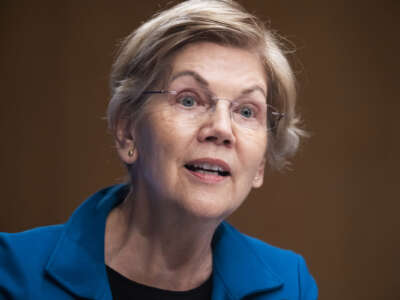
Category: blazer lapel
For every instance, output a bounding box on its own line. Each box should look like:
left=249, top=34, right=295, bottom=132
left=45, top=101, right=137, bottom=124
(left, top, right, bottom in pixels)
left=211, top=222, right=283, bottom=299
left=44, top=185, right=127, bottom=299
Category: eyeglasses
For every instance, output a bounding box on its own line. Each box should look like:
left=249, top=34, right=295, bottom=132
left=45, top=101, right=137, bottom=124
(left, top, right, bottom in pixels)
left=143, top=88, right=284, bottom=132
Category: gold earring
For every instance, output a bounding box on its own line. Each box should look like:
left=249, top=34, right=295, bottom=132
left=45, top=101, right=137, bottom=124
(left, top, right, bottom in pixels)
left=128, top=148, right=134, bottom=157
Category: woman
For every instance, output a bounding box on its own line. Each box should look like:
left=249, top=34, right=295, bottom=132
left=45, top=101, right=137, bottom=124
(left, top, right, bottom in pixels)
left=0, top=0, right=317, bottom=299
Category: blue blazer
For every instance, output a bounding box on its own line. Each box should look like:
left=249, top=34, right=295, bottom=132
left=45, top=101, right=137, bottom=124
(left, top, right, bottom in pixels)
left=0, top=185, right=318, bottom=299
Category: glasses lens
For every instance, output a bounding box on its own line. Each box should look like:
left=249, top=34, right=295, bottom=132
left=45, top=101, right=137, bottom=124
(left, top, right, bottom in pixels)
left=144, top=89, right=284, bottom=133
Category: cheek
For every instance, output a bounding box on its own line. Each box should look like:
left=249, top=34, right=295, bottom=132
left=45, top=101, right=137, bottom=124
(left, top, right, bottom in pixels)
left=238, top=129, right=267, bottom=169
left=135, top=112, right=193, bottom=170
left=134, top=121, right=176, bottom=194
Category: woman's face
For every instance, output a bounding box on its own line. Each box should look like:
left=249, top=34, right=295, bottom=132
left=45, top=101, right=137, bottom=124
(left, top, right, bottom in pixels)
left=120, top=42, right=268, bottom=220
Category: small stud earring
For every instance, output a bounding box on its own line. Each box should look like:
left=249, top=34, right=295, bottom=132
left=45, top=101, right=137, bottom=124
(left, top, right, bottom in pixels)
left=128, top=149, right=134, bottom=157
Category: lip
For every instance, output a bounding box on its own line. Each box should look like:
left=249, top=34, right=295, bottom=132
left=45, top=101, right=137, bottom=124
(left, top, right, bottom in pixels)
left=186, top=158, right=231, bottom=173
left=184, top=158, right=232, bottom=184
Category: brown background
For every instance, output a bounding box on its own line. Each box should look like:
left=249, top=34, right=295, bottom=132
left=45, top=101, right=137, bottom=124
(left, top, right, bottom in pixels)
left=1, top=1, right=399, bottom=299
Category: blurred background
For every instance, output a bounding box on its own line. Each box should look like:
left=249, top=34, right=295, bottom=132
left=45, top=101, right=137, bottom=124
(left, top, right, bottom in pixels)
left=1, top=0, right=399, bottom=299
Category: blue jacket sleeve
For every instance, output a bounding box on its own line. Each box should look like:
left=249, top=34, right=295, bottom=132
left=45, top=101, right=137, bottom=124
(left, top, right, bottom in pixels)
left=297, top=254, right=318, bottom=300
left=0, top=233, right=27, bottom=299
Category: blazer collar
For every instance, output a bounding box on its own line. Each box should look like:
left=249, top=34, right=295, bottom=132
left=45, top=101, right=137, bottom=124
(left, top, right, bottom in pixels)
left=45, top=184, right=283, bottom=299
left=45, top=184, right=127, bottom=299
left=212, top=222, right=283, bottom=299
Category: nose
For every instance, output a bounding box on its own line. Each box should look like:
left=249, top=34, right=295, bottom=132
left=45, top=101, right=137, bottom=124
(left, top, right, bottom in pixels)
left=197, top=100, right=236, bottom=147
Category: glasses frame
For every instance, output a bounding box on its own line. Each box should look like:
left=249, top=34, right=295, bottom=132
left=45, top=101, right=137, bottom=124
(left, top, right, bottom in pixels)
left=143, top=90, right=284, bottom=132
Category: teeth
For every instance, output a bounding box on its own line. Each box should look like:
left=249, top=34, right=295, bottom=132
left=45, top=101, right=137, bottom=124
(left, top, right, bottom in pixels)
left=185, top=163, right=230, bottom=177
left=196, top=169, right=214, bottom=174
left=193, top=163, right=224, bottom=172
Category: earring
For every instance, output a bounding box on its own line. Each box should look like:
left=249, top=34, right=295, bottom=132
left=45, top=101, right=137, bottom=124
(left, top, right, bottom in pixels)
left=128, top=148, right=134, bottom=157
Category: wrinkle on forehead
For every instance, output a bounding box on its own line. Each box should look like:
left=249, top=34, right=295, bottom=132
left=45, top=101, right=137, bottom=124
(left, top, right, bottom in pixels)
left=168, top=42, right=267, bottom=94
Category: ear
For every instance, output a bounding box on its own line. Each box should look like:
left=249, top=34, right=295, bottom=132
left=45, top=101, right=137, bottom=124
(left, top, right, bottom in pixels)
left=115, top=119, right=138, bottom=165
left=252, top=157, right=266, bottom=188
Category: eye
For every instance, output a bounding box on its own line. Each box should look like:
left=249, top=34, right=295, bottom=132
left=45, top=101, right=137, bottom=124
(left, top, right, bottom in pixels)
left=239, top=106, right=255, bottom=118
left=177, top=94, right=197, bottom=108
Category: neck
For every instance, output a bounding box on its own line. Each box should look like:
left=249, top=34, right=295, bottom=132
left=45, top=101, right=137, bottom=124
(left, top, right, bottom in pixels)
left=105, top=188, right=219, bottom=291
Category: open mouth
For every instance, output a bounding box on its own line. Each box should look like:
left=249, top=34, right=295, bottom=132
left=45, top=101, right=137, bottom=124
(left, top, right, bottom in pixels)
left=184, top=163, right=231, bottom=177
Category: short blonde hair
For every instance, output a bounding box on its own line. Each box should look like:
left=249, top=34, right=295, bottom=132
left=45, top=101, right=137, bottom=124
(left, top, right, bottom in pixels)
left=107, top=0, right=306, bottom=170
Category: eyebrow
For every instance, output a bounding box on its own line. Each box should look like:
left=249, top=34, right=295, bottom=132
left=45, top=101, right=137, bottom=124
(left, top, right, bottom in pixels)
left=170, top=70, right=209, bottom=87
left=241, top=86, right=267, bottom=98
left=170, top=70, right=267, bottom=98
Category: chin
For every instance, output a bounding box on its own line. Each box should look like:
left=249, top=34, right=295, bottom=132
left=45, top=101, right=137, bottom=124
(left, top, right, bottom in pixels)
left=178, top=194, right=240, bottom=221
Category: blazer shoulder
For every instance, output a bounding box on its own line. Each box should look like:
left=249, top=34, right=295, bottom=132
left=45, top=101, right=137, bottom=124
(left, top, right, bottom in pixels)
left=1, top=224, right=64, bottom=254
left=243, top=232, right=299, bottom=267
left=0, top=225, right=65, bottom=298
left=222, top=223, right=318, bottom=299
left=223, top=222, right=299, bottom=266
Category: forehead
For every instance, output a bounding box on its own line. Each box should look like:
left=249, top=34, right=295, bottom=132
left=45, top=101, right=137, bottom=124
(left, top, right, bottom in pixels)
left=169, top=42, right=267, bottom=94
